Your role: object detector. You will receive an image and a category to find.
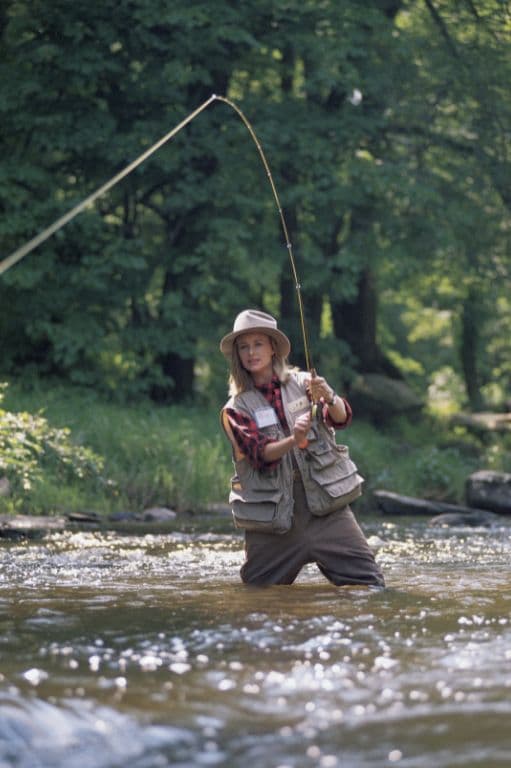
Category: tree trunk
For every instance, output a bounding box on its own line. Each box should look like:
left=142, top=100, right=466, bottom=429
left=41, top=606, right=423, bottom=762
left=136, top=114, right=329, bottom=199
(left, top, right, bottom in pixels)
left=330, top=266, right=373, bottom=371
left=151, top=352, right=195, bottom=404
left=330, top=265, right=402, bottom=378
left=460, top=284, right=483, bottom=410
left=331, top=267, right=378, bottom=370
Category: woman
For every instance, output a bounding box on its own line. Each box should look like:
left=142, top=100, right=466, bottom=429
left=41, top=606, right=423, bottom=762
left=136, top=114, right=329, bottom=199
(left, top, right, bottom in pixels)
left=220, top=308, right=384, bottom=588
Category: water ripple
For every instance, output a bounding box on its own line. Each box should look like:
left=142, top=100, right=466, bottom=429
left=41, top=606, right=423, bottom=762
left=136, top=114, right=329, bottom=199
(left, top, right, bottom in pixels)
left=2, top=521, right=511, bottom=766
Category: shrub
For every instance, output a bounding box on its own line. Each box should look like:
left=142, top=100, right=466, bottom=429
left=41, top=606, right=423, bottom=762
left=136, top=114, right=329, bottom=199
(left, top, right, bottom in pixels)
left=0, top=383, right=107, bottom=512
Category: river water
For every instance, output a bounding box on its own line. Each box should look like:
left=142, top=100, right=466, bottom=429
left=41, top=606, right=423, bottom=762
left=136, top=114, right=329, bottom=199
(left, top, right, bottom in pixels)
left=1, top=515, right=511, bottom=768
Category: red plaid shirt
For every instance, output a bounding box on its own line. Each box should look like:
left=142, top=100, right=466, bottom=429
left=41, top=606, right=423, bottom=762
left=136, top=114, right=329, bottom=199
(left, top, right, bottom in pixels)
left=225, top=375, right=352, bottom=471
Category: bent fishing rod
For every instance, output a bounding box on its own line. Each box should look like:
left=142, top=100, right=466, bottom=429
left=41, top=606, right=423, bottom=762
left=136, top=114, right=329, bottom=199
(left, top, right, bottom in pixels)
left=0, top=94, right=313, bottom=372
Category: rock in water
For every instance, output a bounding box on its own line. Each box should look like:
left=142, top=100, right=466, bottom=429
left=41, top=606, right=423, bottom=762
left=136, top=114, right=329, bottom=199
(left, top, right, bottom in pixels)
left=465, top=470, right=511, bottom=514
left=428, top=510, right=500, bottom=527
left=142, top=507, right=177, bottom=522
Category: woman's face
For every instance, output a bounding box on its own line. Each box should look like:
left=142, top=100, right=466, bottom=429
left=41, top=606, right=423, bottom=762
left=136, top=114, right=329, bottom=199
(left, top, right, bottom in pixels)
left=236, top=332, right=274, bottom=379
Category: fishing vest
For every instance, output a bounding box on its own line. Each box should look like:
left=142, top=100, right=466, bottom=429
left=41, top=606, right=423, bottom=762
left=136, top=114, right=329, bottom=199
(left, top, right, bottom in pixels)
left=221, top=371, right=363, bottom=534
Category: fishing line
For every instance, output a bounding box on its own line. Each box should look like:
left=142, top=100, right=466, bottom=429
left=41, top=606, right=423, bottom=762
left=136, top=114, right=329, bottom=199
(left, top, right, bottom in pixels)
left=0, top=94, right=313, bottom=371
left=0, top=95, right=216, bottom=276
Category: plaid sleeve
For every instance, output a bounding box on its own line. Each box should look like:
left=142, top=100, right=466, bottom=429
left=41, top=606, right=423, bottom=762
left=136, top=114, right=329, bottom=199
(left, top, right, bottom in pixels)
left=323, top=397, right=353, bottom=429
left=225, top=408, right=279, bottom=471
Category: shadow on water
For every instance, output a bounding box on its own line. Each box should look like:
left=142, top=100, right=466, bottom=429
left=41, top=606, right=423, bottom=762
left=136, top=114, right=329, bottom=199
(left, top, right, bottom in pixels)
left=1, top=518, right=511, bottom=767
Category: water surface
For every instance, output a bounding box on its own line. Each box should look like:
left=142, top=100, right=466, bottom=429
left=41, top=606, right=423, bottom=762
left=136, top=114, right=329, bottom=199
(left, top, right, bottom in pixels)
left=1, top=516, right=511, bottom=767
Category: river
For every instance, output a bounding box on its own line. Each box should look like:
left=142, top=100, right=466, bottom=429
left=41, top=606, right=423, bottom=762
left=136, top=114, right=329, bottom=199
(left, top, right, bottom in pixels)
left=1, top=515, right=511, bottom=768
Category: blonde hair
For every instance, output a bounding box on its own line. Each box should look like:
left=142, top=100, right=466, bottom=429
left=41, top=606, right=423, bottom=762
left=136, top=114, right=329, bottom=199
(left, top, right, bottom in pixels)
left=227, top=335, right=294, bottom=396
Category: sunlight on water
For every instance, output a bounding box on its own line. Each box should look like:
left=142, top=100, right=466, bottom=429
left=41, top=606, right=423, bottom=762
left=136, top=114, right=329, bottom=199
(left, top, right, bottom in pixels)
left=2, top=518, right=511, bottom=767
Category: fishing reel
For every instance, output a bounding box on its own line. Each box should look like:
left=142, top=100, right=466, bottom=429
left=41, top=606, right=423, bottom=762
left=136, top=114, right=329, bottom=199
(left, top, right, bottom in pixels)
left=311, top=400, right=325, bottom=424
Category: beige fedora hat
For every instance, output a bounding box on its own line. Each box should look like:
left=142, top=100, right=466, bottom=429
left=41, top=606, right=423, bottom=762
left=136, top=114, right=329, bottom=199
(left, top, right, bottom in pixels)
left=220, top=309, right=291, bottom=358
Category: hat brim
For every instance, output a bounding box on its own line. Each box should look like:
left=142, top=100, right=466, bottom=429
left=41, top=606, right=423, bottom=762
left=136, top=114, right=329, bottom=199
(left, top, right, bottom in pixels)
left=220, top=326, right=291, bottom=359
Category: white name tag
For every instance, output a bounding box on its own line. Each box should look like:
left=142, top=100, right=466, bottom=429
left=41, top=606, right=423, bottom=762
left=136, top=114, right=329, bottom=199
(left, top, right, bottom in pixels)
left=254, top=407, right=279, bottom=429
left=287, top=395, right=310, bottom=414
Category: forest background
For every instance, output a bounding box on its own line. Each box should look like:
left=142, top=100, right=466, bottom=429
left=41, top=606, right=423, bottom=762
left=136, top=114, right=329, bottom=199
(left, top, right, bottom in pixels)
left=0, top=0, right=510, bottom=518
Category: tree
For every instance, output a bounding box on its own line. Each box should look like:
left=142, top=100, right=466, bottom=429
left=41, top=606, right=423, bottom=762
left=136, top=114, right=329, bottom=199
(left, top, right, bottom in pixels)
left=1, top=0, right=509, bottom=411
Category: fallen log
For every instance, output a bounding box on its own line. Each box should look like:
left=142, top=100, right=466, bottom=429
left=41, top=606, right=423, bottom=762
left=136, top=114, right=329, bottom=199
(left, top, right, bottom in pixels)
left=451, top=412, right=511, bottom=433
left=0, top=514, right=67, bottom=538
left=372, top=490, right=490, bottom=518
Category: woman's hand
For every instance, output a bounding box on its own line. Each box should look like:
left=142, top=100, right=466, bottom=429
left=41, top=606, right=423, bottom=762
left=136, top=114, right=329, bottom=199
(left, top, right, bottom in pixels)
left=262, top=411, right=312, bottom=462
left=307, top=373, right=334, bottom=404
left=306, top=371, right=348, bottom=423
left=293, top=411, right=312, bottom=447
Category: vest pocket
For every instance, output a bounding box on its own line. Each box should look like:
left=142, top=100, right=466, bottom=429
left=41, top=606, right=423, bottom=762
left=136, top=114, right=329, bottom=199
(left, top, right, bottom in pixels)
left=307, top=444, right=364, bottom=515
left=313, top=472, right=364, bottom=515
left=229, top=461, right=293, bottom=534
left=230, top=497, right=292, bottom=534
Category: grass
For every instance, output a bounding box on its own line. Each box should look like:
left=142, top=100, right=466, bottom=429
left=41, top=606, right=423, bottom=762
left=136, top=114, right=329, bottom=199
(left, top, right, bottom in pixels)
left=1, top=382, right=231, bottom=516
left=1, top=380, right=510, bottom=517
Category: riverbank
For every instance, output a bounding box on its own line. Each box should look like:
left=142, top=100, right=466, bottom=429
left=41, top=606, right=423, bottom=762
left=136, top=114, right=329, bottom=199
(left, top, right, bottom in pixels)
left=0, top=508, right=235, bottom=539
left=1, top=380, right=510, bottom=519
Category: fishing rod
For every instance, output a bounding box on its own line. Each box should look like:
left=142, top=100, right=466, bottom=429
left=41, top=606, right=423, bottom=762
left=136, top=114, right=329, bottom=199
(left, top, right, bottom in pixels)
left=0, top=94, right=313, bottom=371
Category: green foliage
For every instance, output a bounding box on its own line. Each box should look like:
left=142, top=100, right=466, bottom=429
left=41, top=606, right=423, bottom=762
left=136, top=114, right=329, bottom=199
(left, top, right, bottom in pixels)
left=2, top=381, right=232, bottom=515
left=76, top=405, right=231, bottom=513
left=4, top=381, right=509, bottom=518
left=0, top=0, right=510, bottom=411
left=0, top=383, right=106, bottom=511
left=348, top=416, right=482, bottom=505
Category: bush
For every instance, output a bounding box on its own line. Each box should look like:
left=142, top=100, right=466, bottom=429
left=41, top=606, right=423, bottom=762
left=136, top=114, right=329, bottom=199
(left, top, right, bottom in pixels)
left=0, top=382, right=107, bottom=513
left=347, top=415, right=482, bottom=505
left=1, top=381, right=233, bottom=516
